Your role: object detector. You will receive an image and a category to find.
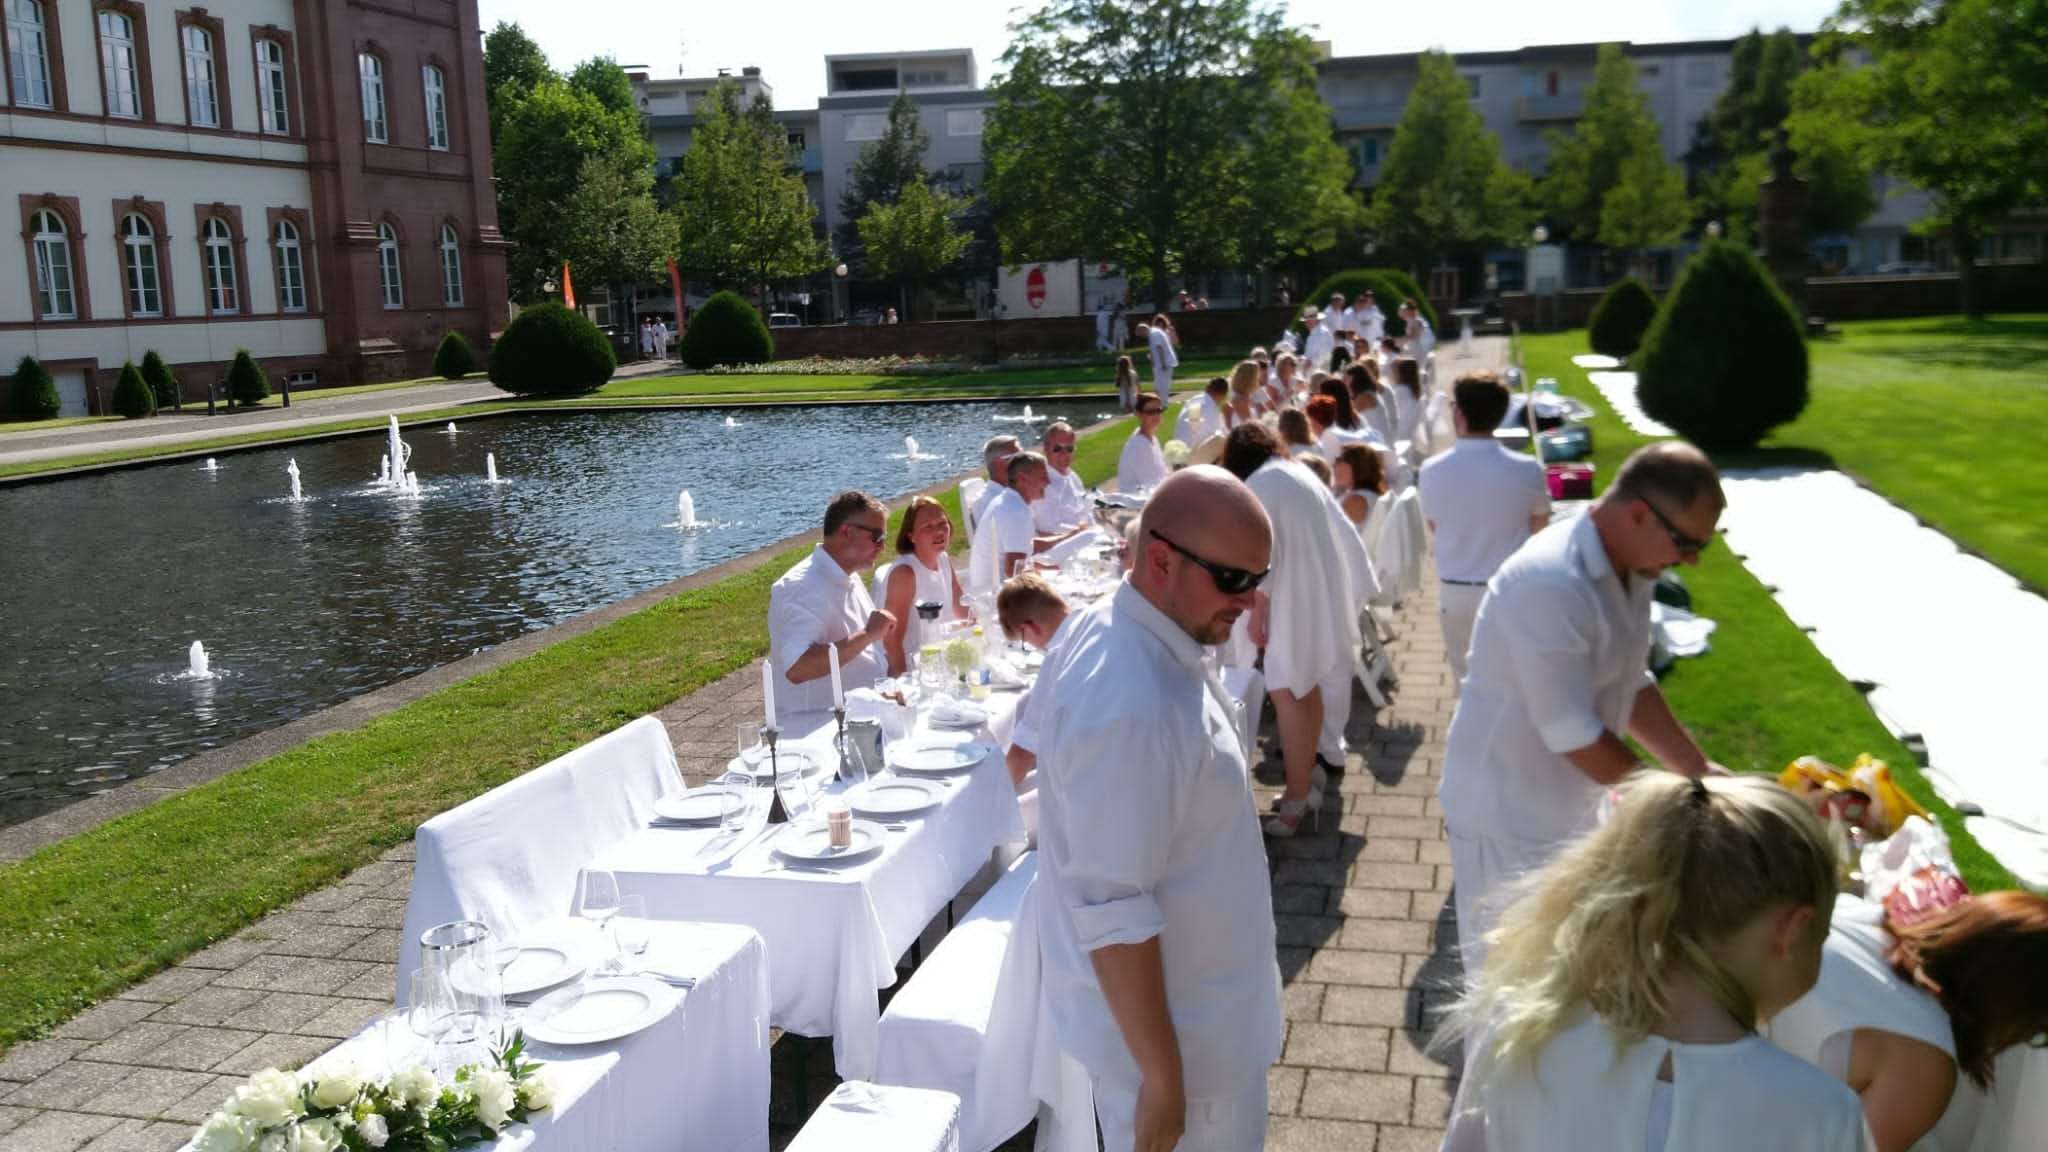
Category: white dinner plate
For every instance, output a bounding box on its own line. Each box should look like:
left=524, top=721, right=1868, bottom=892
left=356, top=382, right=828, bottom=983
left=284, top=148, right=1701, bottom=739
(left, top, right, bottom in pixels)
left=844, top=778, right=942, bottom=817
left=653, top=784, right=748, bottom=824
left=926, top=701, right=990, bottom=729
left=499, top=925, right=593, bottom=997
left=889, top=742, right=993, bottom=774
left=775, top=819, right=886, bottom=863
left=521, top=976, right=673, bottom=1046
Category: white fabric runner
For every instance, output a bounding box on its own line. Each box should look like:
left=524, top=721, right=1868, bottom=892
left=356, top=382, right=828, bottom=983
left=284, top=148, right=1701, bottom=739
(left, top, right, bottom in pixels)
left=788, top=1083, right=961, bottom=1152
left=1585, top=370, right=1676, bottom=437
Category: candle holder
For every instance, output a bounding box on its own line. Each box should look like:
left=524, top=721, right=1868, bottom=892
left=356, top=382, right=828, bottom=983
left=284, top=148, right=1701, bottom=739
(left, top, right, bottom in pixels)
left=761, top=724, right=789, bottom=825
left=831, top=706, right=852, bottom=783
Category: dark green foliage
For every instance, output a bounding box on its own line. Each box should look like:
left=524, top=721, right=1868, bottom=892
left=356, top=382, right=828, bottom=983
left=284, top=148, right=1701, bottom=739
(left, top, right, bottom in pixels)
left=488, top=302, right=615, bottom=395
left=141, top=350, right=178, bottom=408
left=110, top=361, right=155, bottom=419
left=1588, top=278, right=1659, bottom=359
left=434, top=331, right=477, bottom=380
left=1303, top=269, right=1437, bottom=339
left=678, top=291, right=775, bottom=369
left=226, top=349, right=269, bottom=407
left=1636, top=241, right=1808, bottom=451
left=8, top=355, right=60, bottom=420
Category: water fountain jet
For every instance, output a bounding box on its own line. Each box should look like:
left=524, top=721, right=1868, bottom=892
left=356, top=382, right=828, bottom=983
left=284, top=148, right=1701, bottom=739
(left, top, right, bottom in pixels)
left=187, top=641, right=211, bottom=679
left=676, top=490, right=700, bottom=530
left=286, top=459, right=302, bottom=502
left=485, top=453, right=499, bottom=483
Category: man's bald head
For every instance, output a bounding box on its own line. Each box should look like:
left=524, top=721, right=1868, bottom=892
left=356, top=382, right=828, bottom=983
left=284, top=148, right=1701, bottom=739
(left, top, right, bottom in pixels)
left=1133, top=467, right=1272, bottom=643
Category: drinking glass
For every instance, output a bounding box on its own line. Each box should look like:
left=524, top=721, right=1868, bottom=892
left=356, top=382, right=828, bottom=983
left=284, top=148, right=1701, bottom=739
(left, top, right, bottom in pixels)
left=737, top=723, right=767, bottom=768
left=614, top=895, right=650, bottom=973
left=718, top=789, right=749, bottom=834
left=579, top=869, right=622, bottom=973
left=774, top=763, right=817, bottom=825
left=407, top=970, right=452, bottom=1077
left=917, top=645, right=945, bottom=698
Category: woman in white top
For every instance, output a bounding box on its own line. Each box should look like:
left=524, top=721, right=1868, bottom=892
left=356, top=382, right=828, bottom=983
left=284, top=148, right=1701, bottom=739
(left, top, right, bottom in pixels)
left=1265, top=352, right=1299, bottom=413
left=1329, top=443, right=1387, bottom=529
left=1391, top=355, right=1427, bottom=450
left=878, top=496, right=968, bottom=676
left=1113, top=355, right=1138, bottom=412
left=1228, top=358, right=1264, bottom=426
left=1766, top=889, right=2048, bottom=1152
left=1277, top=407, right=1321, bottom=460
left=1444, top=773, right=1871, bottom=1152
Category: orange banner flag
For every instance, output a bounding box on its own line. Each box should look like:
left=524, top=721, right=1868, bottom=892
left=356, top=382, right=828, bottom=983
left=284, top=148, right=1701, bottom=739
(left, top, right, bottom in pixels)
left=561, top=262, right=576, bottom=310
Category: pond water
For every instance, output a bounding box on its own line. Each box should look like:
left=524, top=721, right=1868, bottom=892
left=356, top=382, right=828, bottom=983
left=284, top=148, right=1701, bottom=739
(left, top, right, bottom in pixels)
left=0, top=399, right=1106, bottom=827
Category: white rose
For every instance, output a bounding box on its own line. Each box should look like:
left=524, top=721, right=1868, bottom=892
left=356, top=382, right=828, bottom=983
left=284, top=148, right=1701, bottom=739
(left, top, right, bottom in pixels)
left=389, top=1065, right=438, bottom=1110
left=286, top=1118, right=344, bottom=1152
left=520, top=1073, right=554, bottom=1112
left=356, top=1113, right=390, bottom=1149
left=306, top=1062, right=363, bottom=1111
left=471, top=1067, right=517, bottom=1132
left=258, top=1134, right=288, bottom=1152
left=191, top=1114, right=257, bottom=1152
left=229, top=1069, right=303, bottom=1128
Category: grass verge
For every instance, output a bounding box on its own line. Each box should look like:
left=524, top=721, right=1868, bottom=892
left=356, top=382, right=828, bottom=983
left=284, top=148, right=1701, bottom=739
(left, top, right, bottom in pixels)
left=1519, top=331, right=2015, bottom=893
left=0, top=411, right=1147, bottom=1053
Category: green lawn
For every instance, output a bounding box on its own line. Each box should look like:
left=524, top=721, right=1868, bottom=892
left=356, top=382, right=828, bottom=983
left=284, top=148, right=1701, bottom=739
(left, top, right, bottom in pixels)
left=1519, top=331, right=2015, bottom=893
left=1760, top=315, right=2048, bottom=592
left=0, top=411, right=1149, bottom=1053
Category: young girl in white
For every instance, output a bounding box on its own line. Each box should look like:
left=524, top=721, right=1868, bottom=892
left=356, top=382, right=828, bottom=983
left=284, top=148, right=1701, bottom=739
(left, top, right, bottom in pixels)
left=1443, top=773, right=1874, bottom=1152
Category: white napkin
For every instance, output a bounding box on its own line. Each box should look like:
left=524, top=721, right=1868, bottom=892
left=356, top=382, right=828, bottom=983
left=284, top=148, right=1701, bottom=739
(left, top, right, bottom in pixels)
left=928, top=698, right=989, bottom=728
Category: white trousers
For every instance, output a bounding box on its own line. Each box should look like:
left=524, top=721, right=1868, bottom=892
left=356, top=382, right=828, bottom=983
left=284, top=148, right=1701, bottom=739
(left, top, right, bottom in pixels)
left=1318, top=661, right=1353, bottom=767
left=1439, top=582, right=1488, bottom=687
left=1447, top=826, right=1563, bottom=980
left=1153, top=366, right=1174, bottom=402
left=1093, top=1075, right=1269, bottom=1152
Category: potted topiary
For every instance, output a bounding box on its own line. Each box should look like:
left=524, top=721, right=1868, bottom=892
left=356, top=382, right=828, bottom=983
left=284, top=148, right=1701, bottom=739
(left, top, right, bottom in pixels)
left=1587, top=277, right=1658, bottom=360
left=678, top=291, right=775, bottom=369
left=225, top=349, right=270, bottom=408
left=487, top=303, right=615, bottom=396
left=434, top=331, right=477, bottom=380
left=1635, top=241, right=1809, bottom=452
left=111, top=361, right=156, bottom=418
left=8, top=355, right=61, bottom=421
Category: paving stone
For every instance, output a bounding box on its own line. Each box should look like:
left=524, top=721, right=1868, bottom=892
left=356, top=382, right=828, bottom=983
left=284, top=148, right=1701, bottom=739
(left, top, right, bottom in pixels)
left=1376, top=1125, right=1447, bottom=1152
left=74, top=1067, right=214, bottom=1120
left=1332, top=888, right=1410, bottom=919
left=1322, top=985, right=1413, bottom=1029
left=1338, top=918, right=1433, bottom=953
left=0, top=1041, right=91, bottom=1085
left=0, top=1110, right=122, bottom=1152
left=1283, top=982, right=1326, bottom=1023
left=76, top=1024, right=189, bottom=1068
left=324, top=899, right=408, bottom=930
left=211, top=957, right=374, bottom=997
left=1275, top=916, right=1345, bottom=949
left=1271, top=885, right=1329, bottom=917
left=1284, top=1022, right=1390, bottom=1071
left=337, top=930, right=400, bottom=964
left=1389, top=1027, right=1458, bottom=1078
left=209, top=1034, right=333, bottom=1076
left=147, top=988, right=261, bottom=1029
left=333, top=965, right=395, bottom=1003
left=238, top=911, right=329, bottom=942
left=1411, top=1076, right=1457, bottom=1127
left=1409, top=889, right=1451, bottom=925
left=297, top=998, right=386, bottom=1040
left=234, top=993, right=338, bottom=1034
left=113, top=969, right=216, bottom=1006
left=1366, top=816, right=1443, bottom=841
left=76, top=1119, right=189, bottom=1152
left=1265, top=1116, right=1379, bottom=1151
left=1267, top=1066, right=1304, bottom=1116
left=259, top=925, right=374, bottom=959
left=132, top=1029, right=259, bottom=1074
left=1304, top=950, right=1403, bottom=988
left=0, top=1105, right=34, bottom=1135
left=1351, top=836, right=1419, bottom=863
left=1299, top=1069, right=1413, bottom=1123
left=1351, top=861, right=1437, bottom=890
left=51, top=1004, right=158, bottom=1045
left=1, top=1063, right=135, bottom=1112
left=179, top=939, right=271, bottom=971
left=154, top=1075, right=240, bottom=1126
left=1347, top=793, right=1426, bottom=816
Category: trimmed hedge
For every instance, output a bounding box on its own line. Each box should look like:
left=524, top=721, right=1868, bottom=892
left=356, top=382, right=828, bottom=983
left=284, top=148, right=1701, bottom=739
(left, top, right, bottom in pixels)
left=1636, top=241, right=1809, bottom=452
left=1588, top=278, right=1659, bottom=360
left=1303, top=268, right=1437, bottom=340
left=111, top=361, right=156, bottom=419
left=434, top=331, right=477, bottom=380
left=141, top=350, right=179, bottom=409
left=678, top=291, right=775, bottom=369
left=489, top=302, right=615, bottom=396
left=9, top=356, right=61, bottom=421
left=226, top=349, right=269, bottom=407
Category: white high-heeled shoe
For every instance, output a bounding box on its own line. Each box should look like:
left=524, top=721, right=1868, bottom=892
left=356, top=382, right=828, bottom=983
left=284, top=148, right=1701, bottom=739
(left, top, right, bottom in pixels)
left=1264, top=792, right=1322, bottom=838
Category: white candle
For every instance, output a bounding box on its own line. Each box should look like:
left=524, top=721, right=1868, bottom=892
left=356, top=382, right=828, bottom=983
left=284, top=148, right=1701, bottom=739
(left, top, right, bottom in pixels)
left=761, top=658, right=778, bottom=730
left=828, top=640, right=844, bottom=708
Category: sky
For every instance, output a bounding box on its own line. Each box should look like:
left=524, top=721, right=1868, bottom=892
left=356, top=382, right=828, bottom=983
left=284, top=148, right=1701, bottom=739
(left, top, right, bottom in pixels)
left=478, top=0, right=1844, bottom=110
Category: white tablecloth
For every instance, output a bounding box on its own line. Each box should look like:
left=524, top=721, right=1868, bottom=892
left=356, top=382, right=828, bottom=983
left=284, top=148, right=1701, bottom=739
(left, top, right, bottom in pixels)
left=592, top=697, right=1026, bottom=1079
left=788, top=1083, right=961, bottom=1152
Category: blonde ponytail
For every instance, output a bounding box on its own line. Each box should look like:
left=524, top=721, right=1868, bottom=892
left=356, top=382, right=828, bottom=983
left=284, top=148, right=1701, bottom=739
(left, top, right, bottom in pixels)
left=1449, top=773, right=1839, bottom=1087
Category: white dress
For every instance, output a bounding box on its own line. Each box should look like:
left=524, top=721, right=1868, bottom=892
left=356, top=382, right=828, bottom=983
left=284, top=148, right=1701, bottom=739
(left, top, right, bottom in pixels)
left=873, top=553, right=963, bottom=627
left=1116, top=431, right=1168, bottom=495
left=1244, top=459, right=1363, bottom=696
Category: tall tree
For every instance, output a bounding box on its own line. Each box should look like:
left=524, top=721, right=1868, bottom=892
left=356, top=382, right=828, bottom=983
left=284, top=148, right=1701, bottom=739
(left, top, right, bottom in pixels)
left=1794, top=0, right=2047, bottom=313
left=567, top=57, right=637, bottom=118
left=1600, top=136, right=1692, bottom=270
left=670, top=83, right=830, bottom=303
left=1541, top=43, right=1682, bottom=247
left=838, top=92, right=933, bottom=259
left=563, top=154, right=670, bottom=289
left=493, top=78, right=656, bottom=303
left=1234, top=26, right=1364, bottom=301
left=858, top=180, right=972, bottom=319
left=482, top=22, right=551, bottom=145
left=1369, top=50, right=1531, bottom=269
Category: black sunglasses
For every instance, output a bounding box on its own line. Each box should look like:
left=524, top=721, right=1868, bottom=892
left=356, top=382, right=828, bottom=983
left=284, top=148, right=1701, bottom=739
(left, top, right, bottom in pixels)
left=1642, top=499, right=1711, bottom=556
left=1151, top=531, right=1269, bottom=595
left=846, top=522, right=887, bottom=546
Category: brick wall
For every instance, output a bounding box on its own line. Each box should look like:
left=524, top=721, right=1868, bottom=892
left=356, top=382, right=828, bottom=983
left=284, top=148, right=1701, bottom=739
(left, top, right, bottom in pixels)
left=764, top=305, right=1299, bottom=362
left=1502, top=261, right=2048, bottom=331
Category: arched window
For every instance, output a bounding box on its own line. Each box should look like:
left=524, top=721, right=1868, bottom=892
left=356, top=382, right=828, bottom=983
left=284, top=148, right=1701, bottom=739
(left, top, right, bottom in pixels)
left=6, top=0, right=53, bottom=108
left=182, top=23, right=218, bottom=127
left=377, top=223, right=402, bottom=309
left=30, top=208, right=74, bottom=318
left=423, top=64, right=449, bottom=150
left=274, top=219, right=305, bottom=312
left=203, top=216, right=238, bottom=313
left=121, top=213, right=161, bottom=317
left=256, top=39, right=289, bottom=134
left=439, top=223, right=463, bottom=306
left=98, top=9, right=140, bottom=118
left=358, top=52, right=386, bottom=143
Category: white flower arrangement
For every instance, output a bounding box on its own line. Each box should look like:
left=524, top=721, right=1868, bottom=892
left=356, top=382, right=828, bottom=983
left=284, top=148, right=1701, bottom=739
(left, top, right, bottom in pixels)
left=191, top=1035, right=550, bottom=1152
left=1162, top=439, right=1191, bottom=469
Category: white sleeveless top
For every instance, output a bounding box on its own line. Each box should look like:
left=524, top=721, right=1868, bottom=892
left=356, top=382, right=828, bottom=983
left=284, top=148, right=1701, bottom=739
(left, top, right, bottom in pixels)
left=1766, top=896, right=1983, bottom=1152
left=873, top=553, right=961, bottom=621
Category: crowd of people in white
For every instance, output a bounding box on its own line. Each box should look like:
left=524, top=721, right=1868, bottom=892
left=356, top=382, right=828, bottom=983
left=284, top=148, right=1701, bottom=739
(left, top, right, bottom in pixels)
left=762, top=290, right=2048, bottom=1151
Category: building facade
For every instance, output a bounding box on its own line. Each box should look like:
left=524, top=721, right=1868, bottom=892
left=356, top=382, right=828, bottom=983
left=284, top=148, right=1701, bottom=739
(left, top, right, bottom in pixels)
left=1, top=0, right=507, bottom=416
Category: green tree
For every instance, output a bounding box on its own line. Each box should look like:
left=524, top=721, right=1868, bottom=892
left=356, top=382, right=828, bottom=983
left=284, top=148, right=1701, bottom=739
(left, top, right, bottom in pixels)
left=1542, top=44, right=1656, bottom=243
left=1370, top=50, right=1531, bottom=269
left=140, top=350, right=178, bottom=410
left=838, top=91, right=933, bottom=264
left=225, top=350, right=268, bottom=408
left=482, top=22, right=552, bottom=144
left=567, top=56, right=637, bottom=118
left=110, top=361, right=155, bottom=419
left=7, top=356, right=60, bottom=420
left=858, top=180, right=972, bottom=319
left=670, top=82, right=829, bottom=303
left=493, top=77, right=656, bottom=303
left=1599, top=135, right=1691, bottom=267
left=563, top=154, right=670, bottom=289
left=1236, top=27, right=1365, bottom=301
left=1793, top=0, right=2047, bottom=313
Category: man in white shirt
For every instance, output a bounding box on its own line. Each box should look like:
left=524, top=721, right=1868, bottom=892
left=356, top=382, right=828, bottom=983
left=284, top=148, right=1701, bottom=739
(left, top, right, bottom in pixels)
left=970, top=435, right=1022, bottom=533
left=995, top=572, right=1071, bottom=787
left=1144, top=313, right=1179, bottom=401
left=971, top=451, right=1064, bottom=595
left=654, top=319, right=671, bottom=359
left=1032, top=422, right=1092, bottom=535
left=767, top=491, right=897, bottom=714
left=1172, top=376, right=1227, bottom=450
left=1319, top=292, right=1353, bottom=337
left=1440, top=442, right=1725, bottom=974
left=1036, top=466, right=1282, bottom=1151
left=1418, top=373, right=1553, bottom=682
left=1400, top=299, right=1436, bottom=359
left=1117, top=395, right=1170, bottom=495
left=1356, top=290, right=1385, bottom=345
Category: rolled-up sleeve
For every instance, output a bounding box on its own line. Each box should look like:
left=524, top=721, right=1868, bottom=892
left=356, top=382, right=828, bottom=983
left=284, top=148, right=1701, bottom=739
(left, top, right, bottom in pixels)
left=768, top=582, right=826, bottom=676
left=1055, top=720, right=1175, bottom=953
left=1499, top=577, right=1605, bottom=754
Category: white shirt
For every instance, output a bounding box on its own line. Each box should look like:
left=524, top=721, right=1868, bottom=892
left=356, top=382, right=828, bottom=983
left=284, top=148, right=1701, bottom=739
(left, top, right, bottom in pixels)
left=1407, top=316, right=1436, bottom=356
left=969, top=478, right=1003, bottom=534
left=1146, top=324, right=1178, bottom=377
left=1173, top=393, right=1222, bottom=449
left=1303, top=325, right=1335, bottom=372
left=969, top=486, right=1034, bottom=596
left=1358, top=304, right=1384, bottom=344
left=1419, top=438, right=1552, bottom=584
left=1317, top=423, right=1382, bottom=464
left=767, top=545, right=886, bottom=714
left=1008, top=614, right=1077, bottom=754
left=1032, top=466, right=1090, bottom=535
left=1116, top=430, right=1168, bottom=495
left=1440, top=512, right=1656, bottom=845
left=876, top=552, right=963, bottom=631
left=1035, top=583, right=1283, bottom=1096
left=1393, top=385, right=1425, bottom=446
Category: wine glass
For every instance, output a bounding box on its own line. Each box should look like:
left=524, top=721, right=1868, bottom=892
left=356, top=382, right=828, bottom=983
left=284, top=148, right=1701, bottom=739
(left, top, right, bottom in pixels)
left=406, top=970, right=451, bottom=1077
left=737, top=722, right=767, bottom=769
left=614, top=895, right=649, bottom=974
left=579, top=869, right=622, bottom=974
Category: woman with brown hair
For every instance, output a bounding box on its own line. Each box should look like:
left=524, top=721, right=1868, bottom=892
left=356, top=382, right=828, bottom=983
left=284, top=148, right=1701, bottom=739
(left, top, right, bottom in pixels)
left=1113, top=355, right=1139, bottom=412
left=1330, top=443, right=1387, bottom=529
left=1766, top=889, right=2048, bottom=1151
left=1276, top=407, right=1318, bottom=459
left=877, top=496, right=968, bottom=676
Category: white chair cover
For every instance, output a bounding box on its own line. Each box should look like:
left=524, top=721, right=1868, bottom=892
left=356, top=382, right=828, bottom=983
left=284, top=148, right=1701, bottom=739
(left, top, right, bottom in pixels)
left=1364, top=488, right=1425, bottom=607
left=959, top=478, right=987, bottom=534
left=398, top=715, right=681, bottom=1002
left=789, top=1083, right=961, bottom=1152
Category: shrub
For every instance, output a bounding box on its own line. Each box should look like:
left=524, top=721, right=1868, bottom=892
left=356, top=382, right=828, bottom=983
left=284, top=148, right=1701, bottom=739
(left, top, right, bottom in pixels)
left=678, top=291, right=775, bottom=369
left=226, top=349, right=270, bottom=407
left=1303, top=268, right=1438, bottom=340
left=111, top=361, right=156, bottom=419
left=1636, top=241, right=1808, bottom=452
left=8, top=355, right=60, bottom=421
left=434, top=331, right=477, bottom=380
left=489, top=303, right=614, bottom=395
left=141, top=350, right=179, bottom=408
left=1588, top=278, right=1659, bottom=359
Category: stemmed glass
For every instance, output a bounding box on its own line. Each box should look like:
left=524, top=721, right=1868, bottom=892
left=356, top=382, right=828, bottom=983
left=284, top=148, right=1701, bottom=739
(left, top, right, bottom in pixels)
left=579, top=868, right=622, bottom=974
left=613, top=895, right=650, bottom=975
left=737, top=722, right=768, bottom=769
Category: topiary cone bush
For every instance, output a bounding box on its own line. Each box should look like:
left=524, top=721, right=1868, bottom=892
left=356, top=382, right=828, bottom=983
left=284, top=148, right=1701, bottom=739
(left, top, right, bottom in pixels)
left=111, top=361, right=156, bottom=419
left=1302, top=268, right=1437, bottom=340
left=1636, top=241, right=1809, bottom=452
left=8, top=355, right=61, bottom=420
left=141, top=350, right=179, bottom=408
left=226, top=349, right=270, bottom=407
left=434, top=330, right=477, bottom=380
left=1588, top=277, right=1658, bottom=360
left=678, top=291, right=775, bottom=370
left=489, top=302, right=615, bottom=395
